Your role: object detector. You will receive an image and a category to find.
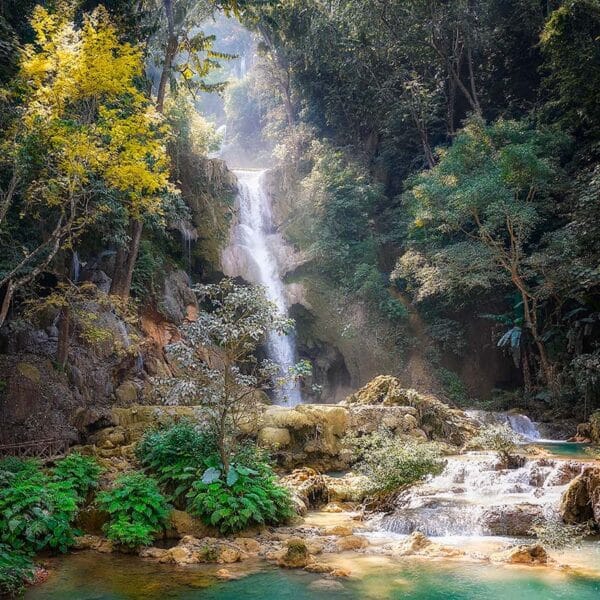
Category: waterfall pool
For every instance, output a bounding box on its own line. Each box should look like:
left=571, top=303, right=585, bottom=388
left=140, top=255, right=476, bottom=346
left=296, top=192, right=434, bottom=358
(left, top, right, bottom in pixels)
left=527, top=441, right=596, bottom=459
left=25, top=549, right=600, bottom=600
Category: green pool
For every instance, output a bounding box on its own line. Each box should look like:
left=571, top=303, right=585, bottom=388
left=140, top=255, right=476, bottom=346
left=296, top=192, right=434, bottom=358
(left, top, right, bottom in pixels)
left=528, top=441, right=596, bottom=459
left=26, top=551, right=600, bottom=600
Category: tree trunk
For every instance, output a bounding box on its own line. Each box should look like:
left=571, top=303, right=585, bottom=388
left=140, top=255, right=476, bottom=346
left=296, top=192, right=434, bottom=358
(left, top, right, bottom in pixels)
left=111, top=218, right=143, bottom=299
left=156, top=0, right=177, bottom=113
left=0, top=281, right=14, bottom=328
left=516, top=284, right=554, bottom=390
left=122, top=219, right=143, bottom=299
left=57, top=306, right=70, bottom=367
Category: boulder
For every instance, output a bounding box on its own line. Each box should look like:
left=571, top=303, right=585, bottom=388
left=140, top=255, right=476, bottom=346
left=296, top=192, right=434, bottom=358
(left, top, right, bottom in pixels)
left=491, top=544, right=549, bottom=565
left=144, top=536, right=245, bottom=566
left=277, top=539, right=311, bottom=568
left=335, top=535, right=368, bottom=551
left=560, top=466, right=600, bottom=525
left=168, top=509, right=212, bottom=539
left=258, top=426, right=292, bottom=449
left=280, top=468, right=330, bottom=513
left=480, top=503, right=544, bottom=536
left=381, top=532, right=465, bottom=559
left=73, top=535, right=114, bottom=553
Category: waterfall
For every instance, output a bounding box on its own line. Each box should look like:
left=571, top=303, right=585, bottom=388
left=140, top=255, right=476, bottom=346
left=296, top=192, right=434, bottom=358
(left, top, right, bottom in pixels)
left=71, top=251, right=81, bottom=283
left=227, top=169, right=302, bottom=406
left=176, top=221, right=198, bottom=281
left=466, top=410, right=541, bottom=441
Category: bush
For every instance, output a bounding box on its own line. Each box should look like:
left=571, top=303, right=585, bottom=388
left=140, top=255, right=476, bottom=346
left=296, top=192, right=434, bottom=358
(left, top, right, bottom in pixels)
left=0, top=544, right=35, bottom=598
left=347, top=431, right=445, bottom=494
left=470, top=424, right=521, bottom=464
left=0, top=461, right=79, bottom=553
left=136, top=421, right=216, bottom=504
left=52, top=453, right=102, bottom=500
left=187, top=462, right=294, bottom=534
left=438, top=368, right=469, bottom=407
left=97, top=472, right=170, bottom=548
left=529, top=515, right=589, bottom=549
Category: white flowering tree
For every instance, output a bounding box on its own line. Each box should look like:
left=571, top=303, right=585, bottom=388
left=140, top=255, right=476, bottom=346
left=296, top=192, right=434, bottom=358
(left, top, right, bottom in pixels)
left=155, top=279, right=293, bottom=475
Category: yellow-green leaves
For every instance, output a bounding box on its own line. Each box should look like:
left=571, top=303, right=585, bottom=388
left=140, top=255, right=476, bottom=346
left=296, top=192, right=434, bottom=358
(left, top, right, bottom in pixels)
left=18, top=5, right=172, bottom=219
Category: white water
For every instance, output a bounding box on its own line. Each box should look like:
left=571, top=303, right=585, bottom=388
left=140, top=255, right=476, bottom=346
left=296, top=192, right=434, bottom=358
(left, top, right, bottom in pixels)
left=228, top=169, right=302, bottom=406
left=466, top=410, right=542, bottom=441
left=378, top=454, right=580, bottom=537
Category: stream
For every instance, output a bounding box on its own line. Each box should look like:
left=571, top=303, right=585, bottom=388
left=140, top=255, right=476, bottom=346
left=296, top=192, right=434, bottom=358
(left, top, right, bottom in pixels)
left=25, top=543, right=600, bottom=599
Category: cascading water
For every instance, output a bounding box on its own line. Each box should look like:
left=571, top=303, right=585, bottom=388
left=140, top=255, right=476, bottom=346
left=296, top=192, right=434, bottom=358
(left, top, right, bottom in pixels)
left=225, top=169, right=302, bottom=406
left=466, top=410, right=541, bottom=441
left=377, top=454, right=581, bottom=537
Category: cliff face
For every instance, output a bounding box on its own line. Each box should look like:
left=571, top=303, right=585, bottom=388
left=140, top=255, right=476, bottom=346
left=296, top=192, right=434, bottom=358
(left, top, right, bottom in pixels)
left=258, top=165, right=522, bottom=404
left=0, top=159, right=236, bottom=446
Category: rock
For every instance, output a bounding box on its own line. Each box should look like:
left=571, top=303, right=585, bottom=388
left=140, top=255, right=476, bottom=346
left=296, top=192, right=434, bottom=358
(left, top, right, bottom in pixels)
left=480, top=503, right=544, bottom=536
left=395, top=531, right=431, bottom=555
left=216, top=568, right=235, bottom=580
left=258, top=426, right=292, bottom=449
left=280, top=468, right=329, bottom=512
left=304, top=562, right=334, bottom=574
left=322, top=502, right=345, bottom=513
left=344, top=376, right=477, bottom=446
left=382, top=532, right=464, bottom=559
left=560, top=466, right=600, bottom=525
left=150, top=536, right=244, bottom=566
left=16, top=362, right=41, bottom=384
left=335, top=535, right=368, bottom=551
left=139, top=547, right=168, bottom=559
left=323, top=525, right=353, bottom=537
left=73, top=535, right=114, bottom=554
left=277, top=539, right=311, bottom=568
left=546, top=462, right=582, bottom=487
left=234, top=538, right=261, bottom=554
left=169, top=510, right=212, bottom=539
left=157, top=269, right=198, bottom=325
left=491, top=544, right=549, bottom=565
left=323, top=473, right=370, bottom=503
left=115, top=381, right=138, bottom=405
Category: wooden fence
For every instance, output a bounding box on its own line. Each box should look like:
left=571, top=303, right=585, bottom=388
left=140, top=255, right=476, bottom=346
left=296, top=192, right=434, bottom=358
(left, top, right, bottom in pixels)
left=0, top=438, right=70, bottom=461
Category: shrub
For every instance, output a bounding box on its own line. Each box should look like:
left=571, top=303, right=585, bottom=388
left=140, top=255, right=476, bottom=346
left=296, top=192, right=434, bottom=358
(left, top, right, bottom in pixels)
left=0, top=544, right=35, bottom=598
left=136, top=421, right=216, bottom=504
left=52, top=453, right=102, bottom=500
left=470, top=424, right=521, bottom=464
left=529, top=516, right=589, bottom=549
left=97, top=472, right=170, bottom=548
left=347, top=431, right=445, bottom=494
left=0, top=462, right=79, bottom=553
left=187, top=462, right=294, bottom=534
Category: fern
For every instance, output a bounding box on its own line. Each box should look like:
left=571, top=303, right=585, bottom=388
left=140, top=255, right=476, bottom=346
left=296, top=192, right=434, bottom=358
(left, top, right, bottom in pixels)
left=97, top=472, right=170, bottom=548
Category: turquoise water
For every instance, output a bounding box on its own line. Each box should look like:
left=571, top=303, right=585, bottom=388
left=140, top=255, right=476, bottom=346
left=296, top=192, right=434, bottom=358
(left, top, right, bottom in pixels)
left=529, top=441, right=596, bottom=459
left=26, top=551, right=600, bottom=600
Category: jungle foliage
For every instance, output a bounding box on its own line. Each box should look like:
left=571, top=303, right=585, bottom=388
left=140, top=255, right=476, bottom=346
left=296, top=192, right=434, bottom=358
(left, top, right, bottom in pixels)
left=237, top=0, right=600, bottom=414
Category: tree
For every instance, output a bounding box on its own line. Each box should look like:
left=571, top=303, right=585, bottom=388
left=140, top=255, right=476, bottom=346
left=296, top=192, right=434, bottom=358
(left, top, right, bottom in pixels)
left=0, top=5, right=173, bottom=312
left=403, top=118, right=568, bottom=390
left=154, top=279, right=293, bottom=475
left=540, top=0, right=600, bottom=148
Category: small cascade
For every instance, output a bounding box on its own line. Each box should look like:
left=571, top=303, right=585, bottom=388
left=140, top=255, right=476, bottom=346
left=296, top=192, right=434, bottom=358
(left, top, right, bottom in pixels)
left=223, top=169, right=302, bottom=406
left=466, top=410, right=541, bottom=441
left=378, top=455, right=580, bottom=537
left=71, top=251, right=81, bottom=283
left=175, top=221, right=198, bottom=281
